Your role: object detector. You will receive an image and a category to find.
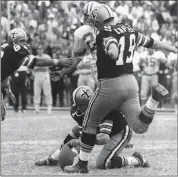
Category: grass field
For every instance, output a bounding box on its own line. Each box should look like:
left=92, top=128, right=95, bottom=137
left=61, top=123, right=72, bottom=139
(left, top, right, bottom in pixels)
left=1, top=110, right=177, bottom=176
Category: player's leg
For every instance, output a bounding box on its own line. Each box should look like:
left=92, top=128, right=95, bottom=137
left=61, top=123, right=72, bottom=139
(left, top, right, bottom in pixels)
left=172, top=73, right=177, bottom=114
left=64, top=76, right=133, bottom=173
left=34, top=74, right=42, bottom=113
left=140, top=75, right=150, bottom=106
left=120, top=79, right=168, bottom=134
left=77, top=74, right=85, bottom=87
left=86, top=75, right=95, bottom=91
left=35, top=125, right=81, bottom=166
left=1, top=94, right=6, bottom=121
left=96, top=125, right=132, bottom=169
left=43, top=72, right=52, bottom=114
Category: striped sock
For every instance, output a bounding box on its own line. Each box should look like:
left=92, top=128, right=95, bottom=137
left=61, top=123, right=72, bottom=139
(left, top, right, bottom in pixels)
left=79, top=132, right=96, bottom=162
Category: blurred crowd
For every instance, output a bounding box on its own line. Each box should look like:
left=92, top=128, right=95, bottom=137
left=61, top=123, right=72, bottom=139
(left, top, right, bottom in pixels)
left=1, top=1, right=177, bottom=111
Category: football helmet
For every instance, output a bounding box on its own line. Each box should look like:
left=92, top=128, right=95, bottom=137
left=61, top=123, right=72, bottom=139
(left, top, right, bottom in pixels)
left=72, top=85, right=93, bottom=106
left=8, top=28, right=27, bottom=45
left=83, top=1, right=100, bottom=25
left=89, top=4, right=114, bottom=28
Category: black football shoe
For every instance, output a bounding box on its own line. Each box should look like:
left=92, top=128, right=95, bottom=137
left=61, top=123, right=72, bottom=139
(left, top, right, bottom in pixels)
left=64, top=160, right=89, bottom=173
left=132, top=151, right=150, bottom=168
left=35, top=156, right=58, bottom=166
left=152, top=83, right=169, bottom=101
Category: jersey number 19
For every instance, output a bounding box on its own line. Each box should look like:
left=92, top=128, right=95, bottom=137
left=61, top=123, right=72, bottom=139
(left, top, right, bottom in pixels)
left=116, top=34, right=136, bottom=66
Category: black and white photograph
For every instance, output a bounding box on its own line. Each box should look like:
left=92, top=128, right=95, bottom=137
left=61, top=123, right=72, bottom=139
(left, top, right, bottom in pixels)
left=1, top=0, right=177, bottom=176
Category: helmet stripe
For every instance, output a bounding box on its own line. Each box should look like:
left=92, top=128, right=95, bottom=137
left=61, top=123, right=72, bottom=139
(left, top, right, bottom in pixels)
left=102, top=4, right=113, bottom=18
left=89, top=2, right=93, bottom=14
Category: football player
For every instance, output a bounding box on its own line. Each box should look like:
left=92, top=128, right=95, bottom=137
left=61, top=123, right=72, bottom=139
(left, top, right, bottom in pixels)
left=64, top=4, right=177, bottom=173
left=35, top=85, right=149, bottom=170
left=50, top=1, right=112, bottom=85
left=1, top=28, right=72, bottom=121
left=168, top=52, right=178, bottom=114
left=139, top=49, right=168, bottom=106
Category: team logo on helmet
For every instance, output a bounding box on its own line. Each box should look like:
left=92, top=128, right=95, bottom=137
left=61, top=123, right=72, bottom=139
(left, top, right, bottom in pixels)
left=10, top=31, right=19, bottom=41
left=81, top=89, right=91, bottom=100
left=89, top=9, right=98, bottom=20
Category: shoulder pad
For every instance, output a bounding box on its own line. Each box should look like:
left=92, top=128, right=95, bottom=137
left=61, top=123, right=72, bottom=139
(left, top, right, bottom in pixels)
left=13, top=44, right=29, bottom=56
left=74, top=25, right=94, bottom=39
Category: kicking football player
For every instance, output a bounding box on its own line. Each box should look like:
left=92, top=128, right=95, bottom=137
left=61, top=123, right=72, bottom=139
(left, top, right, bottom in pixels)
left=1, top=28, right=72, bottom=121
left=35, top=85, right=149, bottom=169
left=64, top=4, right=177, bottom=173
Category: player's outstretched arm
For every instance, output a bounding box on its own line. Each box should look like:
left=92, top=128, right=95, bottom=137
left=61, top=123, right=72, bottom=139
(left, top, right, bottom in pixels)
left=136, top=32, right=177, bottom=53
left=150, top=39, right=177, bottom=53
left=35, top=56, right=73, bottom=67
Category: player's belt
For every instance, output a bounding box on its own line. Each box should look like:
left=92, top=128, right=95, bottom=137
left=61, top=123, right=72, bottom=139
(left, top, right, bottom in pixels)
left=143, top=72, right=158, bottom=76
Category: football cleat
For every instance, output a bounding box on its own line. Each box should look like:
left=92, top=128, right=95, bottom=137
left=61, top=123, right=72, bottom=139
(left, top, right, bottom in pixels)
left=35, top=156, right=58, bottom=166
left=132, top=152, right=150, bottom=168
left=151, top=83, right=169, bottom=102
left=64, top=160, right=89, bottom=173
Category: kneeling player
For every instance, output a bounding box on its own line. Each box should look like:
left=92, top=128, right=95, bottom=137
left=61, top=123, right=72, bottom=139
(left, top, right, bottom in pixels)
left=35, top=86, right=149, bottom=169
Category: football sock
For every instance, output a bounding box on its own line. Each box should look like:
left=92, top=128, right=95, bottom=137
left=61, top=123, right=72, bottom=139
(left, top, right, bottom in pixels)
left=145, top=97, right=159, bottom=110
left=79, top=132, right=96, bottom=162
left=139, top=97, right=158, bottom=124
left=109, top=156, right=140, bottom=168
left=124, top=157, right=140, bottom=166
left=63, top=133, right=75, bottom=145
left=50, top=148, right=60, bottom=160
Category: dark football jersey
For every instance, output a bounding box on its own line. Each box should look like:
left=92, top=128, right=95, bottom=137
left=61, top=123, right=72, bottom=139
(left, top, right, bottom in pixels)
left=96, top=23, right=153, bottom=79
left=100, top=108, right=128, bottom=136
left=1, top=43, right=36, bottom=82
left=70, top=105, right=127, bottom=136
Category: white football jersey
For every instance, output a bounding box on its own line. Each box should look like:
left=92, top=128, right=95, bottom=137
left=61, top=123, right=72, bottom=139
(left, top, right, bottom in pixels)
left=140, top=51, right=167, bottom=75
left=74, top=25, right=97, bottom=75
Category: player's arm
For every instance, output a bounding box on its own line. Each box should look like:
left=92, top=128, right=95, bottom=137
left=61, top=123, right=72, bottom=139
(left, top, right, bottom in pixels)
left=1, top=77, right=16, bottom=104
left=136, top=32, right=177, bottom=53
left=95, top=120, right=113, bottom=145
left=53, top=36, right=88, bottom=76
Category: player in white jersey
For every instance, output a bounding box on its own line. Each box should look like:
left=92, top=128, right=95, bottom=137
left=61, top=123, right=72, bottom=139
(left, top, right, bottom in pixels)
left=53, top=1, right=113, bottom=86
left=139, top=49, right=168, bottom=105
left=168, top=52, right=178, bottom=114
left=73, top=22, right=97, bottom=90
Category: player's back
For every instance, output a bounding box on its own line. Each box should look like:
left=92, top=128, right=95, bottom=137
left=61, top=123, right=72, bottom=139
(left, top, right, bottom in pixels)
left=1, top=43, right=29, bottom=82
left=96, top=23, right=137, bottom=79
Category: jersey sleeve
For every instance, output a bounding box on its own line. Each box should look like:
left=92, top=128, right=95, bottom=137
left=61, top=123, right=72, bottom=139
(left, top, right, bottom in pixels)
left=135, top=32, right=154, bottom=48
left=20, top=55, right=37, bottom=69
left=99, top=120, right=113, bottom=135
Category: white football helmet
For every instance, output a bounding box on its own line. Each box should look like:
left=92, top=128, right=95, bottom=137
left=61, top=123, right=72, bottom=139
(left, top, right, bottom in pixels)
left=83, top=1, right=100, bottom=25
left=91, top=4, right=114, bottom=28
left=8, top=28, right=27, bottom=45
left=72, top=85, right=93, bottom=106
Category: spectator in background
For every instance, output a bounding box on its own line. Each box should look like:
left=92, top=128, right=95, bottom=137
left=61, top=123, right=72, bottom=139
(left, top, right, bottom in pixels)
left=31, top=27, right=52, bottom=56
left=33, top=45, right=52, bottom=114
left=11, top=66, right=29, bottom=113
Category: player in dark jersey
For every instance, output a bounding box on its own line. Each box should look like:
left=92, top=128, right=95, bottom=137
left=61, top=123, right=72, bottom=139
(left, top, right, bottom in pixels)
left=35, top=85, right=149, bottom=169
left=1, top=28, right=73, bottom=121
left=64, top=4, right=177, bottom=173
